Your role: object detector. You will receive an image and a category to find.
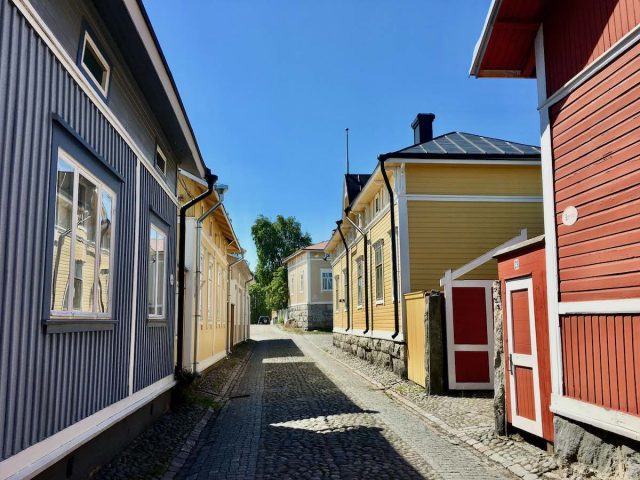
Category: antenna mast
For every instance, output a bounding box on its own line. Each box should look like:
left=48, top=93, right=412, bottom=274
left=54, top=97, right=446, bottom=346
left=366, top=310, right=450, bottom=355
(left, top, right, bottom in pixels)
left=345, top=127, right=350, bottom=174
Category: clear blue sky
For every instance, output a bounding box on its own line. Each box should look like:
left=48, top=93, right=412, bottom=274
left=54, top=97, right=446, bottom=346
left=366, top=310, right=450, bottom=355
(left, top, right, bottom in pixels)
left=144, top=0, right=539, bottom=269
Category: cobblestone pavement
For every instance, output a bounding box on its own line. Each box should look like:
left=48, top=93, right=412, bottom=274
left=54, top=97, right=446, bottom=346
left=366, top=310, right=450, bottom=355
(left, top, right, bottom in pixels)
left=303, top=332, right=600, bottom=480
left=177, top=326, right=516, bottom=479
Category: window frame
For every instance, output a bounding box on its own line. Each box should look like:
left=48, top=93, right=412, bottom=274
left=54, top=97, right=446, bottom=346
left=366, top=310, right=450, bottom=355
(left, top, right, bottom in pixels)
left=148, top=222, right=168, bottom=320
left=50, top=147, right=117, bottom=320
left=321, top=269, right=333, bottom=292
left=356, top=257, right=364, bottom=308
left=374, top=241, right=385, bottom=304
left=342, top=269, right=349, bottom=311
left=207, top=258, right=214, bottom=327
left=155, top=146, right=167, bottom=176
left=334, top=274, right=340, bottom=310
left=79, top=31, right=111, bottom=97
left=300, top=272, right=304, bottom=294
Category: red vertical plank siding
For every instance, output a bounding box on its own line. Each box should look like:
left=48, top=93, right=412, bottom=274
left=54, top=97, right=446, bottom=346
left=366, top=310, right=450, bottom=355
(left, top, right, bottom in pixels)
left=550, top=40, right=640, bottom=302
left=515, top=367, right=536, bottom=420
left=511, top=290, right=532, bottom=355
left=543, top=0, right=640, bottom=95
left=561, top=315, right=640, bottom=417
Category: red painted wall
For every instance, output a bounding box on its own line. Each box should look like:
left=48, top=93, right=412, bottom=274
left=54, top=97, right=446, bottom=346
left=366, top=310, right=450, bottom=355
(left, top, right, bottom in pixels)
left=543, top=0, right=640, bottom=95
left=550, top=40, right=640, bottom=302
left=498, top=242, right=554, bottom=442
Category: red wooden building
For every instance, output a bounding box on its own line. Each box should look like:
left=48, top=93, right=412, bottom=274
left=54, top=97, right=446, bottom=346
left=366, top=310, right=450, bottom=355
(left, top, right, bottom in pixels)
left=471, top=0, right=640, bottom=455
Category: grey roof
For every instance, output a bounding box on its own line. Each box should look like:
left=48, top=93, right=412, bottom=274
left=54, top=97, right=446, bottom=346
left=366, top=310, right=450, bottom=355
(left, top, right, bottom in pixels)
left=386, top=132, right=540, bottom=159
left=345, top=173, right=371, bottom=205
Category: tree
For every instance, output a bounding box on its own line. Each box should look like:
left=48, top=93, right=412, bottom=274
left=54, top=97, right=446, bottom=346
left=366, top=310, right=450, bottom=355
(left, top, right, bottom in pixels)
left=249, top=283, right=268, bottom=324
left=251, top=215, right=312, bottom=286
left=266, top=266, right=289, bottom=311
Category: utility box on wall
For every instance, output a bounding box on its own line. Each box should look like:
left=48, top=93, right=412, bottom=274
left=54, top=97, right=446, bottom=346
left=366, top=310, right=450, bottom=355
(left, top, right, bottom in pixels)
left=495, top=235, right=554, bottom=443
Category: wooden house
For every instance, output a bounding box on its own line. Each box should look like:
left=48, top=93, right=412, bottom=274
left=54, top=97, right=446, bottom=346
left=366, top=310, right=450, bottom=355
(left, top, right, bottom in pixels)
left=471, top=0, right=640, bottom=469
left=325, top=114, right=544, bottom=379
left=178, top=171, right=252, bottom=374
left=0, top=0, right=211, bottom=477
left=284, top=241, right=333, bottom=330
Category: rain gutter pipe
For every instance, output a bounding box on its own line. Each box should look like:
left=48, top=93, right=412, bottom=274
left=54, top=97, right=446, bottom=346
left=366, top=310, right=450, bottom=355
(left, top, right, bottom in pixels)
left=336, top=220, right=351, bottom=331
left=177, top=169, right=217, bottom=375
left=344, top=211, right=370, bottom=334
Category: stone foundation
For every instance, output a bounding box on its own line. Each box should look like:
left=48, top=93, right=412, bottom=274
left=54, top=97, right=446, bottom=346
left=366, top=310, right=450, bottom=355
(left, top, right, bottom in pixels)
left=554, top=415, right=640, bottom=479
left=333, top=332, right=407, bottom=378
left=287, top=304, right=332, bottom=330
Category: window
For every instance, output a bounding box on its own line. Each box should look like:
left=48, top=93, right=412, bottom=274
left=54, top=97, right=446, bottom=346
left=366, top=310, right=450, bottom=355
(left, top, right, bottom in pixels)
left=148, top=224, right=167, bottom=318
left=50, top=149, right=115, bottom=317
left=334, top=274, right=340, bottom=309
left=342, top=270, right=348, bottom=311
left=300, top=272, right=304, bottom=293
left=321, top=270, right=333, bottom=291
left=208, top=260, right=214, bottom=325
left=217, top=264, right=222, bottom=323
left=80, top=32, right=110, bottom=96
left=374, top=241, right=384, bottom=303
left=156, top=147, right=167, bottom=176
left=374, top=193, right=380, bottom=214
left=356, top=258, right=364, bottom=307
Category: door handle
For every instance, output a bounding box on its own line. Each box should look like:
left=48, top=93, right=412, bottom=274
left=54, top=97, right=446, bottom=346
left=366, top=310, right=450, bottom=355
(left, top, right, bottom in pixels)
left=509, top=353, right=514, bottom=375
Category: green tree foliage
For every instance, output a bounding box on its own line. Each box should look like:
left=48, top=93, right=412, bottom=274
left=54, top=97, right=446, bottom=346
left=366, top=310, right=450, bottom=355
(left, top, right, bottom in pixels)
left=251, top=215, right=312, bottom=286
left=266, top=266, right=289, bottom=311
left=249, top=283, right=268, bottom=324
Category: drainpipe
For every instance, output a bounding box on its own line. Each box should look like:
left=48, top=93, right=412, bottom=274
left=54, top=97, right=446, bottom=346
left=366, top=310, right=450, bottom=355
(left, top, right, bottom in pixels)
left=177, top=169, right=217, bottom=376
left=378, top=156, right=400, bottom=339
left=227, top=252, right=245, bottom=354
left=344, top=210, right=369, bottom=334
left=192, top=186, right=227, bottom=371
left=336, top=220, right=350, bottom=331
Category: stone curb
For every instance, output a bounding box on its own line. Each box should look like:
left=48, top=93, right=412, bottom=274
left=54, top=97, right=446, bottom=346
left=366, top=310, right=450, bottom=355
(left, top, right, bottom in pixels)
left=299, top=334, right=542, bottom=480
left=161, top=343, right=255, bottom=480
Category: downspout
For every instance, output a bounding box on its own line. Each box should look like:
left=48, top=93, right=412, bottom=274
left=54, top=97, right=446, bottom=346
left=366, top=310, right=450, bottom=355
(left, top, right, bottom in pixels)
left=227, top=252, right=244, bottom=354
left=336, top=220, right=350, bottom=331
left=378, top=156, right=400, bottom=339
left=192, top=192, right=226, bottom=371
left=177, top=168, right=217, bottom=375
left=344, top=210, right=369, bottom=334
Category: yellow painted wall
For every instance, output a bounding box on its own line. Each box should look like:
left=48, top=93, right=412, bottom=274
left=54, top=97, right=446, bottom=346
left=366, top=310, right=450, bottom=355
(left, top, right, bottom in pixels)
left=407, top=200, right=544, bottom=291
left=405, top=164, right=542, bottom=196
left=332, top=255, right=347, bottom=330
left=368, top=209, right=395, bottom=332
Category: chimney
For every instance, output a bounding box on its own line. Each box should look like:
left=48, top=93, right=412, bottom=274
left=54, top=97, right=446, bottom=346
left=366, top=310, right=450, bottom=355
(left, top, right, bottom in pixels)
left=411, top=113, right=436, bottom=144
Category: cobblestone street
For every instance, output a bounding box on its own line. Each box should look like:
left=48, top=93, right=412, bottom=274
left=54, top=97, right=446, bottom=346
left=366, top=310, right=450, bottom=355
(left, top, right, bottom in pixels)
left=176, top=326, right=516, bottom=479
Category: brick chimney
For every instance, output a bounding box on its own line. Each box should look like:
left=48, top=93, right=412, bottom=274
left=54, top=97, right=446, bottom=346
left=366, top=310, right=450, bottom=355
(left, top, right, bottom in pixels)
left=411, top=113, right=436, bottom=144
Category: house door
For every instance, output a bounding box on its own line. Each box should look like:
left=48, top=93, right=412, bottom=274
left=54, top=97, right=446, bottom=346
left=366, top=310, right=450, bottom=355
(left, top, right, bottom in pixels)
left=443, top=280, right=494, bottom=390
left=505, top=278, right=542, bottom=436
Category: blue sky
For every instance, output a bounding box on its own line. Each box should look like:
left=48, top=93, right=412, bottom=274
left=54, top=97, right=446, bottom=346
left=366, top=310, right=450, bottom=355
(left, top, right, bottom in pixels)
left=144, top=0, right=539, bottom=269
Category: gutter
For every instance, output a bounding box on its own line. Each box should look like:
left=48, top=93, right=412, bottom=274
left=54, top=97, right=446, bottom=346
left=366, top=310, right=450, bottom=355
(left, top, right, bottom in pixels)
left=177, top=168, right=217, bottom=376
left=336, top=220, right=351, bottom=331
left=344, top=211, right=370, bottom=334
left=378, top=156, right=400, bottom=339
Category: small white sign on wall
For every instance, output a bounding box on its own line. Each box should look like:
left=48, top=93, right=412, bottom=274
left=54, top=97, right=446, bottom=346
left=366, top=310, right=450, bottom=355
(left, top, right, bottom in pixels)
left=562, top=206, right=578, bottom=226
left=514, top=258, right=520, bottom=271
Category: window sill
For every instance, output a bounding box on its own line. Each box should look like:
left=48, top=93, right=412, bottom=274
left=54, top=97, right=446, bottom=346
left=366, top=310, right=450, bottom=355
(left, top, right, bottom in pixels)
left=44, top=317, right=116, bottom=334
left=375, top=300, right=385, bottom=305
left=147, top=317, right=167, bottom=328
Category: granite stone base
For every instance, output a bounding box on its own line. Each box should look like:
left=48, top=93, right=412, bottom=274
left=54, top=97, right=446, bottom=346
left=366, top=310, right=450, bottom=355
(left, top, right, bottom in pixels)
left=554, top=415, right=640, bottom=479
left=287, top=304, right=333, bottom=330
left=333, top=332, right=407, bottom=378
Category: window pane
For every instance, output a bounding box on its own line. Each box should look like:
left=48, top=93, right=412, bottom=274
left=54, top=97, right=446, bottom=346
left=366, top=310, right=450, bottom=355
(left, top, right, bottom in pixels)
left=83, top=42, right=105, bottom=87
left=98, top=192, right=112, bottom=313
left=148, top=227, right=157, bottom=316
left=51, top=158, right=74, bottom=311
left=156, top=230, right=165, bottom=317
left=74, top=174, right=98, bottom=312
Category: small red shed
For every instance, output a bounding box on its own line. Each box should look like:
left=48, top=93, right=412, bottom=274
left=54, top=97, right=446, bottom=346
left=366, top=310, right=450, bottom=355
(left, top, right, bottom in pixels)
left=496, top=235, right=553, bottom=442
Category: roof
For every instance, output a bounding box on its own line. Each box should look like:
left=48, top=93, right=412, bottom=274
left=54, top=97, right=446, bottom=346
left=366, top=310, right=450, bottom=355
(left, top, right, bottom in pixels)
left=345, top=174, right=371, bottom=205
left=494, top=234, right=545, bottom=258
left=383, top=132, right=540, bottom=159
left=283, top=241, right=329, bottom=263
left=470, top=0, right=543, bottom=78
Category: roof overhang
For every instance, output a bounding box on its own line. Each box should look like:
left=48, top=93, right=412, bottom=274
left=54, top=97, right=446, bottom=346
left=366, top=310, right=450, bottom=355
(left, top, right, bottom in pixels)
left=93, top=0, right=207, bottom=177
left=470, top=0, right=543, bottom=79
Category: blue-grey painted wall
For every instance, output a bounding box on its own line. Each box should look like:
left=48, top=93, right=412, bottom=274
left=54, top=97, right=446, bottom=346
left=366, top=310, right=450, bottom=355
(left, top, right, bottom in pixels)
left=0, top=0, right=178, bottom=461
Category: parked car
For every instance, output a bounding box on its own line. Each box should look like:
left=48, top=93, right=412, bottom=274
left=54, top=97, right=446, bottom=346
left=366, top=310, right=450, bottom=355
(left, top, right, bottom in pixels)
left=258, top=316, right=270, bottom=324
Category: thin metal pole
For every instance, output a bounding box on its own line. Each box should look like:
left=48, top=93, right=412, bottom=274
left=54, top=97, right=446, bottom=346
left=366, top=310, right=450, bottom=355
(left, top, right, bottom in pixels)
left=345, top=127, right=350, bottom=174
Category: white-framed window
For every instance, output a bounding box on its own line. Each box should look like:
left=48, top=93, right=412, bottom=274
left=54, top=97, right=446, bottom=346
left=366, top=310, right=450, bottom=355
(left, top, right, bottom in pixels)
left=374, top=193, right=381, bottom=214
left=207, top=259, right=214, bottom=326
left=334, top=274, right=340, bottom=310
left=356, top=257, right=364, bottom=308
left=80, top=32, right=110, bottom=96
left=321, top=269, right=333, bottom=291
left=50, top=148, right=116, bottom=317
left=217, top=263, right=222, bottom=324
left=155, top=146, right=167, bottom=176
left=342, top=269, right=348, bottom=311
left=374, top=241, right=384, bottom=303
left=148, top=224, right=167, bottom=319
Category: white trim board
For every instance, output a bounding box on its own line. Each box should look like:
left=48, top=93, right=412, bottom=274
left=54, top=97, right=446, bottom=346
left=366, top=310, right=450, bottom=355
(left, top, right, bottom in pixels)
left=406, top=195, right=543, bottom=203
left=0, top=375, right=175, bottom=480
left=558, top=299, right=640, bottom=315
left=11, top=0, right=180, bottom=205
left=551, top=394, right=640, bottom=443
left=386, top=158, right=540, bottom=166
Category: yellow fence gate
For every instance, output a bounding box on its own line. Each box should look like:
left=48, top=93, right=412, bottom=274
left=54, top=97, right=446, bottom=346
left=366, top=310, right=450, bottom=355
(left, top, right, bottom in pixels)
left=405, top=291, right=427, bottom=387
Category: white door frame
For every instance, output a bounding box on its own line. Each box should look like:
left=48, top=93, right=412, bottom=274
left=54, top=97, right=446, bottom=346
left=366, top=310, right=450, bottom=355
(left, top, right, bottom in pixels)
left=505, top=277, right=543, bottom=436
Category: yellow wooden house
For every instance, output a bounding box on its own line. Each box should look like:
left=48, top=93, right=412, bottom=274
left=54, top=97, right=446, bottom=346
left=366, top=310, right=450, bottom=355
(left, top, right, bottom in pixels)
left=325, top=114, right=544, bottom=377
left=178, top=170, right=253, bottom=373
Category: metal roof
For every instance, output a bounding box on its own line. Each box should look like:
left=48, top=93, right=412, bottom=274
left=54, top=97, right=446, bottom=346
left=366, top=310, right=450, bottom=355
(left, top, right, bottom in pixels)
left=387, top=132, right=540, bottom=159
left=345, top=173, right=371, bottom=205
